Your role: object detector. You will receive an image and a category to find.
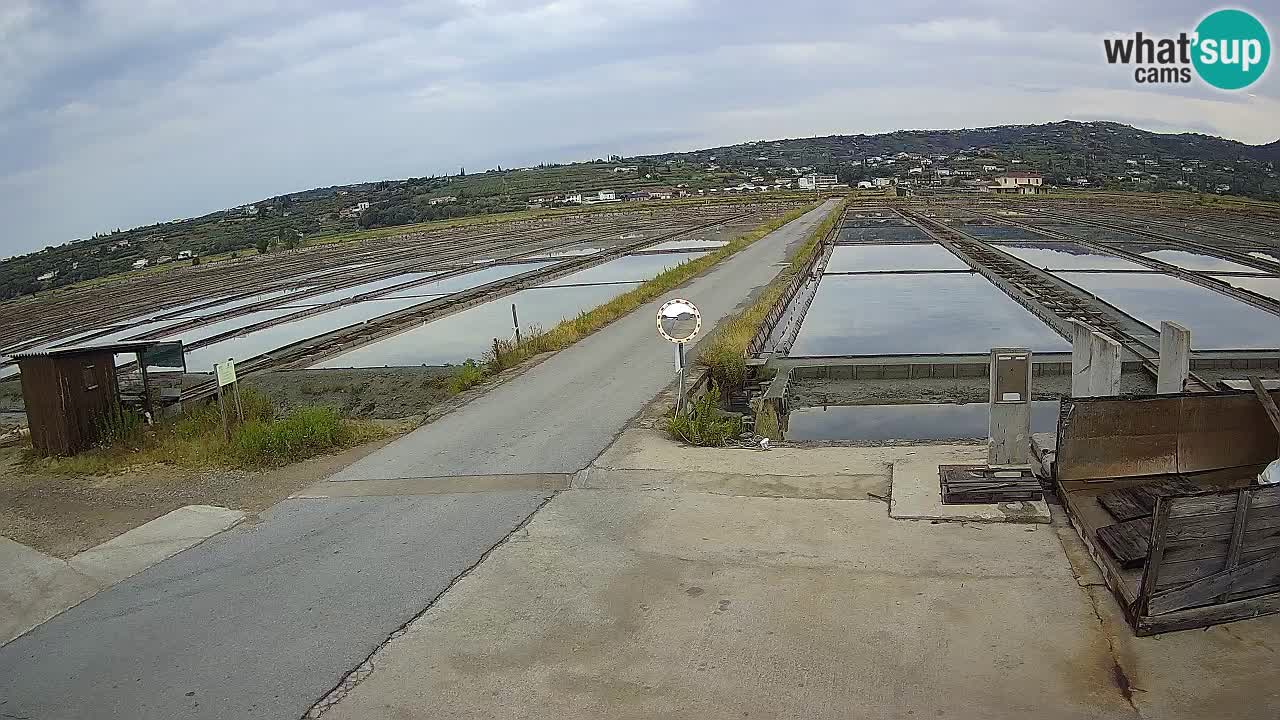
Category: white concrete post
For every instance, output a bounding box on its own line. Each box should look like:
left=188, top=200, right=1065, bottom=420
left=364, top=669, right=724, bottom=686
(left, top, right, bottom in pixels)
left=1087, top=332, right=1122, bottom=397
left=989, top=347, right=1032, bottom=467
left=1157, top=321, right=1191, bottom=394
left=1071, top=320, right=1094, bottom=397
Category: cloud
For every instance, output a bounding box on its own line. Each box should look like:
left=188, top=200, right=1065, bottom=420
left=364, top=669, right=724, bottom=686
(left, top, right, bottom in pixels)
left=1, top=1, right=1276, bottom=257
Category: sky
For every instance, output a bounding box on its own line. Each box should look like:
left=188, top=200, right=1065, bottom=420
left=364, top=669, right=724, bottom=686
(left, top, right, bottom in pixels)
left=2, top=0, right=1277, bottom=258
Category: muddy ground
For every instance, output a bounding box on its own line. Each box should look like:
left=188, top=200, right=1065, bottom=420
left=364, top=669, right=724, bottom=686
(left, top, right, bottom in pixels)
left=787, top=371, right=1158, bottom=407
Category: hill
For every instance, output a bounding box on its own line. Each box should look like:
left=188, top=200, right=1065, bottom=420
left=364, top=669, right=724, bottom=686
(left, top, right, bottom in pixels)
left=2, top=120, right=1277, bottom=302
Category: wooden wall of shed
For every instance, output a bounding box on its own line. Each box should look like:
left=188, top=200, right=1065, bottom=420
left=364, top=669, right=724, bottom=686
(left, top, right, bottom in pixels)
left=18, top=350, right=121, bottom=456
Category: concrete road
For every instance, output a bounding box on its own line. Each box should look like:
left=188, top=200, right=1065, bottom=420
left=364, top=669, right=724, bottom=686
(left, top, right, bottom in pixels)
left=320, top=433, right=1280, bottom=720
left=330, top=199, right=840, bottom=479
left=0, top=200, right=838, bottom=720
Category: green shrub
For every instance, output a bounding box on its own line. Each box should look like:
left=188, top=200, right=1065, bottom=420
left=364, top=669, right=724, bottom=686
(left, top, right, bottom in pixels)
left=95, top=403, right=146, bottom=447
left=448, top=360, right=487, bottom=394
left=665, top=389, right=742, bottom=446
left=231, top=406, right=348, bottom=466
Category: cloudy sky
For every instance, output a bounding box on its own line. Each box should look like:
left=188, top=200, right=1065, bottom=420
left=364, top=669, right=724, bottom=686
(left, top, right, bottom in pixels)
left=2, top=1, right=1276, bottom=257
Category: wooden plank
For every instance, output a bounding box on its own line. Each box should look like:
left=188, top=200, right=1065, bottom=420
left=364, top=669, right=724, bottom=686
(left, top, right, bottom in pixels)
left=1148, top=547, right=1280, bottom=614
left=1163, top=525, right=1280, bottom=564
left=1097, top=478, right=1201, bottom=522
left=1136, top=591, right=1280, bottom=636
left=1168, top=485, right=1280, bottom=519
left=1248, top=376, right=1280, bottom=435
left=1096, top=518, right=1153, bottom=569
left=1164, top=506, right=1280, bottom=542
left=1157, top=544, right=1280, bottom=589
left=1137, top=498, right=1173, bottom=615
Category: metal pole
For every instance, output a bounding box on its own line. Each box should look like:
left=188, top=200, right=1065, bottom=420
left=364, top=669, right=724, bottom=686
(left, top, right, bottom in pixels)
left=676, top=342, right=686, bottom=414
left=233, top=380, right=244, bottom=422
left=215, top=382, right=230, bottom=442
left=512, top=303, right=521, bottom=344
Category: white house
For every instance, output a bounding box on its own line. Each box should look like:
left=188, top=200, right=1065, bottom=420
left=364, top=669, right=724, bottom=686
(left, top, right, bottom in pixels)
left=797, top=173, right=840, bottom=190
left=132, top=258, right=150, bottom=269
left=427, top=196, right=457, bottom=206
left=177, top=250, right=195, bottom=260
left=908, top=167, right=923, bottom=175
left=37, top=270, right=57, bottom=281
left=982, top=164, right=1004, bottom=172
left=856, top=180, right=874, bottom=189
left=872, top=177, right=893, bottom=188
left=990, top=171, right=1045, bottom=194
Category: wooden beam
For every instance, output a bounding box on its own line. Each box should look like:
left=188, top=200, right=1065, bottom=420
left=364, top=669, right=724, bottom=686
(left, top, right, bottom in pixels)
left=1248, top=376, right=1280, bottom=436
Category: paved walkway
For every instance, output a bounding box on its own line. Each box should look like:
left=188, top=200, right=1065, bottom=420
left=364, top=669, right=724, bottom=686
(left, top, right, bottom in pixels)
left=322, top=430, right=1280, bottom=720
left=0, top=201, right=839, bottom=720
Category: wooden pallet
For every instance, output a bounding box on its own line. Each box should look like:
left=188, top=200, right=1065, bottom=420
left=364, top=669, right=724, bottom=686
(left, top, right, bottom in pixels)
left=1097, top=477, right=1201, bottom=523
left=1096, top=517, right=1154, bottom=569
left=939, top=465, right=1042, bottom=504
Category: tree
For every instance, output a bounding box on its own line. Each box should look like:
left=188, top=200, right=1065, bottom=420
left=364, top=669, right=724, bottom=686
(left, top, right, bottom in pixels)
left=255, top=237, right=270, bottom=254
left=459, top=166, right=466, bottom=177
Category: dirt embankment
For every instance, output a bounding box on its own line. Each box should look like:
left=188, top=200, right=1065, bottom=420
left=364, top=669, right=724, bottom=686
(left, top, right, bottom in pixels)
left=243, top=367, right=457, bottom=419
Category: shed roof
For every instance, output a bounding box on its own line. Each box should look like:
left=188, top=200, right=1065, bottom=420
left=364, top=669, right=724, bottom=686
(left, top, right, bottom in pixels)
left=10, top=340, right=175, bottom=360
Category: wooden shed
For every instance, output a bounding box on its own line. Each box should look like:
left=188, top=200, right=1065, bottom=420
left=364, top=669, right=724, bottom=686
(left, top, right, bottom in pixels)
left=13, top=341, right=174, bottom=456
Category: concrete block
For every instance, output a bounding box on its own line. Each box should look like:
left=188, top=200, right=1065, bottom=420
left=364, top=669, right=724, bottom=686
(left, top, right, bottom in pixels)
left=68, top=505, right=245, bottom=586
left=1, top=538, right=98, bottom=647
left=1071, top=320, right=1094, bottom=397
left=1157, top=321, right=1191, bottom=395
left=1087, top=332, right=1122, bottom=396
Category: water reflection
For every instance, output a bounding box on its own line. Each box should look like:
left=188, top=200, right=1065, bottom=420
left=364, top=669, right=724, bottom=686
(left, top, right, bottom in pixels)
left=1057, top=271, right=1280, bottom=350
left=785, top=401, right=1060, bottom=442
left=992, top=243, right=1148, bottom=271
left=1140, top=249, right=1266, bottom=275
left=824, top=243, right=969, bottom=273
left=790, top=274, right=1068, bottom=356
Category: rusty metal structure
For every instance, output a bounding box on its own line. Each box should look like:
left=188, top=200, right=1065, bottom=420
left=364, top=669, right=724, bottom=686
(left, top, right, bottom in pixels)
left=13, top=341, right=181, bottom=456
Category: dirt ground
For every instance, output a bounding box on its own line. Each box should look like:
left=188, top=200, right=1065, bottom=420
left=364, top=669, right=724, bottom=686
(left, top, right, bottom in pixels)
left=0, top=367, right=456, bottom=558
left=0, top=429, right=412, bottom=558
left=0, top=379, right=21, bottom=412
left=787, top=370, right=1157, bottom=407
left=243, top=366, right=457, bottom=419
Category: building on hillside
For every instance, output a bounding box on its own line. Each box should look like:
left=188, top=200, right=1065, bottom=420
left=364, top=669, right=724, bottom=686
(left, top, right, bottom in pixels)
left=427, top=196, right=457, bottom=205
left=872, top=177, right=893, bottom=188
left=132, top=258, right=149, bottom=269
left=856, top=180, right=874, bottom=189
left=177, top=250, right=195, bottom=260
left=797, top=173, right=840, bottom=190
left=990, top=171, right=1046, bottom=194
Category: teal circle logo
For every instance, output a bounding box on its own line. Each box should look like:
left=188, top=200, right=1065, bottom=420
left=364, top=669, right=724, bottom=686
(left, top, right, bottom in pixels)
left=1192, top=9, right=1270, bottom=89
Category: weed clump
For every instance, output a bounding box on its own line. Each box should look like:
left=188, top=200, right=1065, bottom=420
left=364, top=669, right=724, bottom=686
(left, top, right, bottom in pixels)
left=665, top=389, right=742, bottom=446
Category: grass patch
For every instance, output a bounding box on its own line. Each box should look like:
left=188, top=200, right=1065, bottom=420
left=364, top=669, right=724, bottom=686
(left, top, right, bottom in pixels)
left=665, top=388, right=742, bottom=446
left=440, top=200, right=824, bottom=393
left=24, top=388, right=386, bottom=475
left=697, top=198, right=848, bottom=391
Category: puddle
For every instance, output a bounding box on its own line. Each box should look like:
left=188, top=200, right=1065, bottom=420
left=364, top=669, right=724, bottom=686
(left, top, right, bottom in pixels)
left=184, top=297, right=428, bottom=371
left=992, top=242, right=1149, bottom=271
left=837, top=226, right=928, bottom=243
left=311, top=282, right=634, bottom=368
left=1056, top=271, right=1280, bottom=350
left=160, top=287, right=315, bottom=319
left=639, top=239, right=728, bottom=252
left=278, top=272, right=441, bottom=307
left=957, top=225, right=1043, bottom=242
left=1139, top=249, right=1267, bottom=275
left=538, top=252, right=706, bottom=287
left=1210, top=275, right=1280, bottom=303
left=158, top=307, right=301, bottom=347
left=824, top=243, right=970, bottom=273
left=784, top=401, right=1061, bottom=442
left=789, top=273, right=1069, bottom=356
left=380, top=262, right=554, bottom=299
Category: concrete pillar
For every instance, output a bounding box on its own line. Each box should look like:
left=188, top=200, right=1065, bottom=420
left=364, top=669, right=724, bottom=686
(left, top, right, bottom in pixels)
left=1087, top=332, right=1122, bottom=397
left=1071, top=320, right=1094, bottom=397
left=1157, top=321, right=1191, bottom=394
left=989, top=347, right=1032, bottom=466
